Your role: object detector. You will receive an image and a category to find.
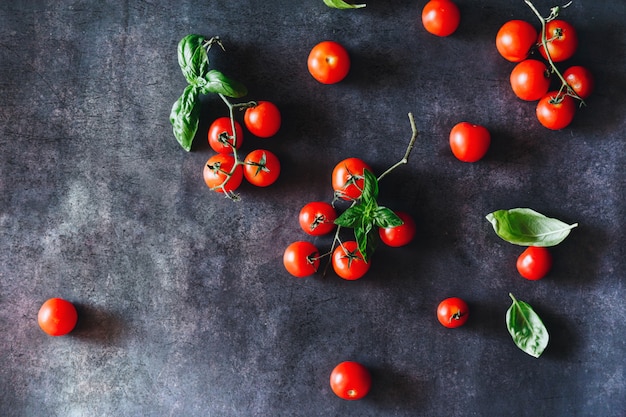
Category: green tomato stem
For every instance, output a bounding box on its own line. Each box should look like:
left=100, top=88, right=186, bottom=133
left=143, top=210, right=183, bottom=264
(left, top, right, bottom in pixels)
left=377, top=113, right=418, bottom=182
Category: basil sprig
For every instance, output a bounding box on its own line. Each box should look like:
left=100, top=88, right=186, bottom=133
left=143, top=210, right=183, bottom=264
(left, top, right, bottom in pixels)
left=486, top=208, right=578, bottom=247
left=323, top=0, right=366, bottom=9
left=506, top=293, right=549, bottom=358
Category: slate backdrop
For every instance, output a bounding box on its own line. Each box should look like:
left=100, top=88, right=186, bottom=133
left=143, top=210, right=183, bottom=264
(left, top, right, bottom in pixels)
left=1, top=0, right=625, bottom=416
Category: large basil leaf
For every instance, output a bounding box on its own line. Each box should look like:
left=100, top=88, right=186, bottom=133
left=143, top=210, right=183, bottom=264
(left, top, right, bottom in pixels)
left=177, top=34, right=209, bottom=85
left=486, top=208, right=578, bottom=247
left=170, top=85, right=201, bottom=151
left=372, top=206, right=402, bottom=228
left=360, top=169, right=378, bottom=202
left=199, top=69, right=248, bottom=98
left=323, top=0, right=366, bottom=9
left=506, top=293, right=549, bottom=358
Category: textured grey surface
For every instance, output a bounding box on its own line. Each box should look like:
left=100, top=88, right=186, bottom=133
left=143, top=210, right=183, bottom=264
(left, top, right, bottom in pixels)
left=1, top=0, right=625, bottom=416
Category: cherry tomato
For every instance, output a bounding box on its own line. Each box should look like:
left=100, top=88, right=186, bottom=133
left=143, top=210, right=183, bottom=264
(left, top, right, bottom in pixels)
left=437, top=297, right=469, bottom=328
left=449, top=122, right=491, bottom=163
left=331, top=157, right=372, bottom=201
left=329, top=361, right=372, bottom=400
left=563, top=65, right=594, bottom=99
left=307, top=41, right=350, bottom=84
left=538, top=19, right=578, bottom=63
left=495, top=20, right=537, bottom=62
left=299, top=202, right=337, bottom=236
left=203, top=153, right=244, bottom=193
left=243, top=149, right=280, bottom=187
left=378, top=211, right=416, bottom=247
left=332, top=241, right=371, bottom=280
left=283, top=241, right=320, bottom=278
left=38, top=298, right=78, bottom=336
left=244, top=101, right=281, bottom=138
left=207, top=117, right=243, bottom=154
left=536, top=91, right=576, bottom=130
left=509, top=59, right=551, bottom=101
left=516, top=246, right=552, bottom=280
left=421, top=0, right=461, bottom=37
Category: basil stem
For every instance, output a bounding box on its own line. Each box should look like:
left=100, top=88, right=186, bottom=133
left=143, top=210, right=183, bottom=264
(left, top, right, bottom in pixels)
left=506, top=293, right=549, bottom=358
left=486, top=208, right=578, bottom=247
left=323, top=0, right=366, bottom=9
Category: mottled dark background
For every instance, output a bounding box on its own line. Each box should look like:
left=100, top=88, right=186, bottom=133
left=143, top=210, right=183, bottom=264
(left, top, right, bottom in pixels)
left=1, top=1, right=624, bottom=416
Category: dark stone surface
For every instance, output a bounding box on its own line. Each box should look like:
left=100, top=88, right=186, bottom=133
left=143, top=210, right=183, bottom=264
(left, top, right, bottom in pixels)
left=1, top=0, right=625, bottom=416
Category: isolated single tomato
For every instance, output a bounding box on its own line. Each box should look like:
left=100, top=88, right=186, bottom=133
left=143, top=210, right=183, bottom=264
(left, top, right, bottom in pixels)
left=379, top=211, right=416, bottom=247
left=536, top=92, right=576, bottom=130
left=244, top=101, right=281, bottom=138
left=517, top=246, right=552, bottom=280
left=332, top=157, right=372, bottom=201
left=38, top=298, right=78, bottom=336
left=283, top=241, right=320, bottom=278
left=449, top=122, right=491, bottom=162
left=495, top=20, right=537, bottom=62
left=538, top=19, right=578, bottom=62
left=332, top=241, right=371, bottom=280
left=330, top=361, right=372, bottom=400
left=299, top=201, right=337, bottom=236
left=203, top=153, right=244, bottom=193
left=307, top=41, right=350, bottom=84
left=421, top=0, right=461, bottom=37
left=243, top=149, right=280, bottom=187
left=563, top=65, right=594, bottom=99
left=437, top=297, right=469, bottom=328
left=207, top=117, right=243, bottom=154
left=510, top=59, right=551, bottom=101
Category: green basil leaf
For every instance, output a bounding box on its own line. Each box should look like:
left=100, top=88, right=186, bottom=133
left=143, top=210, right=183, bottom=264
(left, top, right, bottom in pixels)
left=335, top=205, right=365, bottom=228
left=323, top=0, right=366, bottom=9
left=177, top=34, right=209, bottom=85
left=360, top=169, right=378, bottom=202
left=506, top=293, right=549, bottom=358
left=199, top=70, right=248, bottom=98
left=486, top=208, right=578, bottom=247
left=354, top=222, right=376, bottom=263
left=373, top=207, right=403, bottom=228
left=170, top=85, right=200, bottom=151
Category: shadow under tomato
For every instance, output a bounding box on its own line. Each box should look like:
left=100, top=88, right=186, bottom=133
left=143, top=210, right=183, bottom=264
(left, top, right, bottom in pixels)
left=69, top=302, right=126, bottom=345
left=366, top=365, right=430, bottom=411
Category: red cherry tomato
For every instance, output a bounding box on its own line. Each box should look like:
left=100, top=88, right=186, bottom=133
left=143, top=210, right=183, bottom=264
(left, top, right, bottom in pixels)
left=510, top=59, right=551, bottom=101
left=307, top=41, right=351, bottom=84
left=38, top=298, right=78, bottom=336
left=516, top=246, right=552, bottom=280
left=244, top=101, right=281, bottom=138
left=422, top=0, right=461, bottom=37
left=203, top=153, right=244, bottom=193
left=332, top=241, right=371, bottom=280
left=329, top=361, right=372, bottom=400
left=495, top=20, right=537, bottom=62
left=538, top=19, right=578, bottom=63
left=536, top=92, right=576, bottom=130
left=449, top=122, right=491, bottom=163
left=378, top=211, right=417, bottom=247
left=207, top=117, right=243, bottom=154
left=299, top=202, right=337, bottom=236
left=563, top=65, right=594, bottom=99
left=437, top=297, right=469, bottom=328
left=283, top=241, right=320, bottom=278
left=331, top=157, right=372, bottom=201
left=243, top=149, right=281, bottom=187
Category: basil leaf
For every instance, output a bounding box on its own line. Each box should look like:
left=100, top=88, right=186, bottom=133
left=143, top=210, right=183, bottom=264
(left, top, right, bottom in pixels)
left=335, top=205, right=365, bottom=228
left=323, top=0, right=366, bottom=9
left=486, top=208, right=578, bottom=247
left=199, top=70, right=248, bottom=98
left=170, top=85, right=201, bottom=151
left=506, top=293, right=549, bottom=358
left=360, top=169, right=378, bottom=202
left=373, top=206, right=403, bottom=228
left=355, top=222, right=377, bottom=262
left=177, top=34, right=209, bottom=85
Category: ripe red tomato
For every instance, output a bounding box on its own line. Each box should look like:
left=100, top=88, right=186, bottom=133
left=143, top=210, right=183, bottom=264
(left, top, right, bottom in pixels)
left=495, top=20, right=537, bottom=62
left=207, top=117, right=243, bottom=154
left=332, top=241, right=371, bottom=280
left=307, top=41, right=350, bottom=84
left=329, top=361, right=372, bottom=400
left=299, top=201, right=337, bottom=236
left=538, top=19, right=578, bottom=63
left=243, top=149, right=280, bottom=187
left=378, top=211, right=416, bottom=247
left=449, top=122, right=491, bottom=163
left=203, top=153, right=243, bottom=193
left=38, top=298, right=78, bottom=336
left=421, top=0, right=461, bottom=37
left=509, top=59, right=551, bottom=101
left=244, top=101, right=281, bottom=138
left=536, top=92, right=576, bottom=130
left=283, top=241, right=320, bottom=278
left=563, top=65, right=594, bottom=99
left=437, top=297, right=469, bottom=328
left=331, top=157, right=372, bottom=201
left=516, top=246, right=552, bottom=280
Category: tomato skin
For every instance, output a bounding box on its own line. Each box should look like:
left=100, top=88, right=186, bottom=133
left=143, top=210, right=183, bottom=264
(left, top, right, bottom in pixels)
left=437, top=297, right=469, bottom=328
left=563, top=66, right=594, bottom=99
left=538, top=19, right=578, bottom=63
left=38, top=298, right=78, bottom=336
left=244, top=101, right=281, bottom=138
left=307, top=41, right=351, bottom=84
left=332, top=241, right=371, bottom=280
left=495, top=20, right=537, bottom=62
left=510, top=59, right=551, bottom=101
left=299, top=202, right=337, bottom=236
left=243, top=149, right=280, bottom=187
left=329, top=361, right=372, bottom=400
left=422, top=0, right=461, bottom=37
left=516, top=246, right=552, bottom=280
left=536, top=92, right=576, bottom=130
left=207, top=117, right=243, bottom=154
left=331, top=158, right=372, bottom=201
left=449, top=122, right=491, bottom=163
left=283, top=241, right=320, bottom=278
left=379, top=211, right=417, bottom=247
left=203, top=154, right=244, bottom=193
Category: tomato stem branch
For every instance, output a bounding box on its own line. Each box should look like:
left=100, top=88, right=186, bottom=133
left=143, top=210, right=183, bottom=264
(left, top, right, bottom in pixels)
left=377, top=113, right=418, bottom=182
